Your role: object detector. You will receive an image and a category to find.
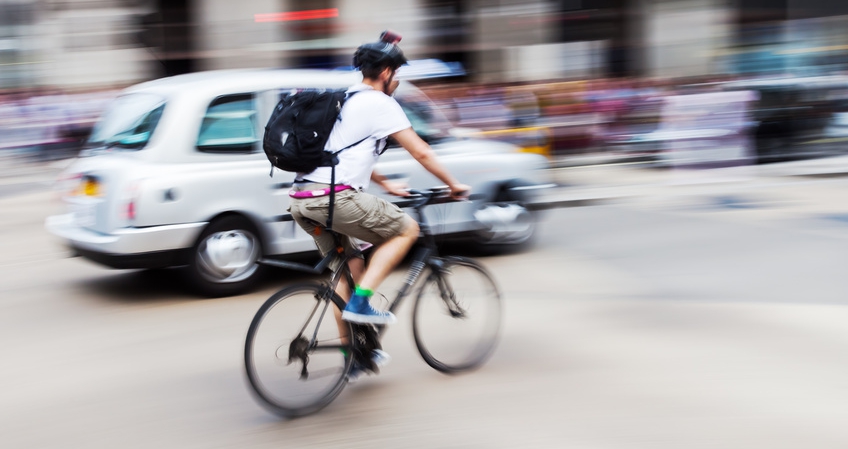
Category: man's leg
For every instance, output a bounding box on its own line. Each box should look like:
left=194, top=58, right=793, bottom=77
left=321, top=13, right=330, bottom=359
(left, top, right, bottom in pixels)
left=290, top=205, right=362, bottom=342
left=327, top=190, right=417, bottom=325
left=335, top=257, right=364, bottom=344
left=336, top=255, right=392, bottom=381
left=341, top=216, right=419, bottom=324
left=357, top=216, right=419, bottom=292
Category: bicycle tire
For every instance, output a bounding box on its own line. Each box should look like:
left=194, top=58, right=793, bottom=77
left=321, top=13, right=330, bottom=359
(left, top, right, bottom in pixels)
left=244, top=282, right=354, bottom=417
left=412, top=257, right=502, bottom=373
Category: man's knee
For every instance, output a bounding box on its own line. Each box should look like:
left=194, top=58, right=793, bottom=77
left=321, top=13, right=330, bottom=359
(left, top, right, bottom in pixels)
left=402, top=217, right=419, bottom=238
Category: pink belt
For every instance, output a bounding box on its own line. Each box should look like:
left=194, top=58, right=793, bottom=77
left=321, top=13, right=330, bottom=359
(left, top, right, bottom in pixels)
left=289, top=184, right=354, bottom=199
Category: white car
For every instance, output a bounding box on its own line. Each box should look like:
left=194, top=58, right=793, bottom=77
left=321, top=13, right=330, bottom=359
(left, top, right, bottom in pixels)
left=46, top=69, right=549, bottom=296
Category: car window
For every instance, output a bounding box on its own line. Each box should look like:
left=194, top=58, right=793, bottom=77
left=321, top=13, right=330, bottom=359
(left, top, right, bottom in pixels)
left=394, top=89, right=452, bottom=145
left=196, top=94, right=258, bottom=153
left=261, top=87, right=454, bottom=153
left=87, top=93, right=165, bottom=150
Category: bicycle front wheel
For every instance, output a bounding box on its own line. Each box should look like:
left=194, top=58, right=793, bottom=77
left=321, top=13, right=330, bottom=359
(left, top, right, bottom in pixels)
left=244, top=283, right=353, bottom=418
left=412, top=257, right=502, bottom=373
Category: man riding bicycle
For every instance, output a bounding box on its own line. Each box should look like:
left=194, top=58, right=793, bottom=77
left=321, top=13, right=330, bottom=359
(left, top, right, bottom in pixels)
left=287, top=32, right=469, bottom=378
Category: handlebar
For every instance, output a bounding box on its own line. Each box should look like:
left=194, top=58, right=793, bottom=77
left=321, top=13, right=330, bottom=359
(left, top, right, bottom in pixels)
left=395, top=187, right=481, bottom=209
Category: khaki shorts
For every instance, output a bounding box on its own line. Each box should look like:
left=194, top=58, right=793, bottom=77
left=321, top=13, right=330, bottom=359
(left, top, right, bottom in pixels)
left=288, top=183, right=409, bottom=267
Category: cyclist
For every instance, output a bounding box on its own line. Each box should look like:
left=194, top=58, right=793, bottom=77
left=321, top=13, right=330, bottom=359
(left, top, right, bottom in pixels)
left=287, top=32, right=469, bottom=377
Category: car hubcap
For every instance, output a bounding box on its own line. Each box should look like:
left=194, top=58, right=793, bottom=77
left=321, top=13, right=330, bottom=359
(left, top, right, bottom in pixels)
left=196, top=229, right=260, bottom=283
left=473, top=203, right=534, bottom=245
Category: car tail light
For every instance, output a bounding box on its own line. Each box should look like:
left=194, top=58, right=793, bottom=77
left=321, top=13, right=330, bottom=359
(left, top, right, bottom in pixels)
left=121, top=182, right=141, bottom=223
left=125, top=200, right=136, bottom=221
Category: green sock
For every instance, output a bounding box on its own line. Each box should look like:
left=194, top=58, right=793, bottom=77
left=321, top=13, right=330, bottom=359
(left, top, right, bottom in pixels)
left=354, top=286, right=373, bottom=298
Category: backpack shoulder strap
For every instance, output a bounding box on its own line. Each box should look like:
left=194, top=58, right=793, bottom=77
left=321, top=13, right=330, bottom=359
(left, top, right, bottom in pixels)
left=329, top=89, right=367, bottom=157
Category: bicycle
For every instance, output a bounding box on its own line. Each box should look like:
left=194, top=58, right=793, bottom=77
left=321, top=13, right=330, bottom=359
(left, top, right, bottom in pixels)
left=244, top=187, right=502, bottom=418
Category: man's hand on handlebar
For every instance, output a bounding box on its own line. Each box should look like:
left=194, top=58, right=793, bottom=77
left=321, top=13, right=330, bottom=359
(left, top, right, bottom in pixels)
left=450, top=183, right=471, bottom=200
left=382, top=180, right=411, bottom=197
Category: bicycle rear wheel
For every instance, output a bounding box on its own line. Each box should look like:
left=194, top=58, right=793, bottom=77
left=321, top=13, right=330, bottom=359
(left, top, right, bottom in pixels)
left=412, top=257, right=502, bottom=373
left=244, top=283, right=353, bottom=417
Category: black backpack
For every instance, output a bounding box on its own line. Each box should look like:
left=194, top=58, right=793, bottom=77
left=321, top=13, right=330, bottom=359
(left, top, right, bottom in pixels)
left=262, top=88, right=363, bottom=175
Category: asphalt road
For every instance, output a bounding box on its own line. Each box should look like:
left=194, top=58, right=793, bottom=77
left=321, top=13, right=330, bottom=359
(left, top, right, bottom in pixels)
left=3, top=169, right=848, bottom=448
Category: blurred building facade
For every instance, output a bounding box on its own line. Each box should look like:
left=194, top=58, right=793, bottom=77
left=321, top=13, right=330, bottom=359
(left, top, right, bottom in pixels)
left=4, top=0, right=848, bottom=90
left=0, top=0, right=151, bottom=89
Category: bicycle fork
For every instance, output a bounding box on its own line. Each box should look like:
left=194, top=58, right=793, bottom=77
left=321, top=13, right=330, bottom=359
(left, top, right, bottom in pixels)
left=402, top=248, right=467, bottom=321
left=430, top=262, right=465, bottom=318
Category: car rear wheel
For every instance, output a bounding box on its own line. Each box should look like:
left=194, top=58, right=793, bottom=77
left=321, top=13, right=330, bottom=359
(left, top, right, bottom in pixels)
left=187, top=215, right=264, bottom=297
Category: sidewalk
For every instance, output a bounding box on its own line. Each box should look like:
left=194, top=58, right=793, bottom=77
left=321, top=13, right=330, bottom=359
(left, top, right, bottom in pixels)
left=535, top=153, right=848, bottom=212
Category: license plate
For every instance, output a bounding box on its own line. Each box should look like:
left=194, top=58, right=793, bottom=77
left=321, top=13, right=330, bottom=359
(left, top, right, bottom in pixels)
left=72, top=202, right=96, bottom=227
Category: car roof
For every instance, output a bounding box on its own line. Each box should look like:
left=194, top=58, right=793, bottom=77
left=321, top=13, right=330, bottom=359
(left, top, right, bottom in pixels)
left=125, top=69, right=364, bottom=99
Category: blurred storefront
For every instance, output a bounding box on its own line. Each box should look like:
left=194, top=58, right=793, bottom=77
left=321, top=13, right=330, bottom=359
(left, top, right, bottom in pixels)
left=4, top=0, right=848, bottom=90
left=0, top=1, right=38, bottom=89
left=2, top=0, right=154, bottom=89
left=731, top=0, right=848, bottom=76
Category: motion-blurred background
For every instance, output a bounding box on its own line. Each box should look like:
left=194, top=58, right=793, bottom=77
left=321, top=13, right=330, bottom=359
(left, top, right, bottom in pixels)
left=6, top=0, right=848, bottom=84
left=4, top=0, right=848, bottom=165
left=6, top=4, right=848, bottom=446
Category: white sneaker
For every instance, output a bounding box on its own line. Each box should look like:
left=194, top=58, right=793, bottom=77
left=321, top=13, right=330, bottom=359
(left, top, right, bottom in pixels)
left=347, top=349, right=391, bottom=383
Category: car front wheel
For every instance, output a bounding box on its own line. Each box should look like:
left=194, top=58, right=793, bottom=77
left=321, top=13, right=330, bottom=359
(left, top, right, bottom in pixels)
left=473, top=202, right=535, bottom=246
left=187, top=215, right=264, bottom=297
left=472, top=180, right=537, bottom=250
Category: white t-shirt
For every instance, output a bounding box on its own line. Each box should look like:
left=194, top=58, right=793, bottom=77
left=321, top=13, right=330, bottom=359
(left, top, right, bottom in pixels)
left=297, top=84, right=411, bottom=190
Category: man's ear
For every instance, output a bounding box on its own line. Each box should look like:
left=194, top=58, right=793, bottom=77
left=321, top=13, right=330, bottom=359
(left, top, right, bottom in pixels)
left=380, top=66, right=394, bottom=80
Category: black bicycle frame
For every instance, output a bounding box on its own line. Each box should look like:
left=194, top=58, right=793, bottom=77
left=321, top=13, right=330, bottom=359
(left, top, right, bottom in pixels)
left=258, top=190, right=454, bottom=337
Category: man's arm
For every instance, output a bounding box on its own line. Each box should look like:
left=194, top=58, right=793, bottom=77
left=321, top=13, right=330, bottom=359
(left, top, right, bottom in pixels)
left=390, top=127, right=469, bottom=198
left=371, top=170, right=409, bottom=197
